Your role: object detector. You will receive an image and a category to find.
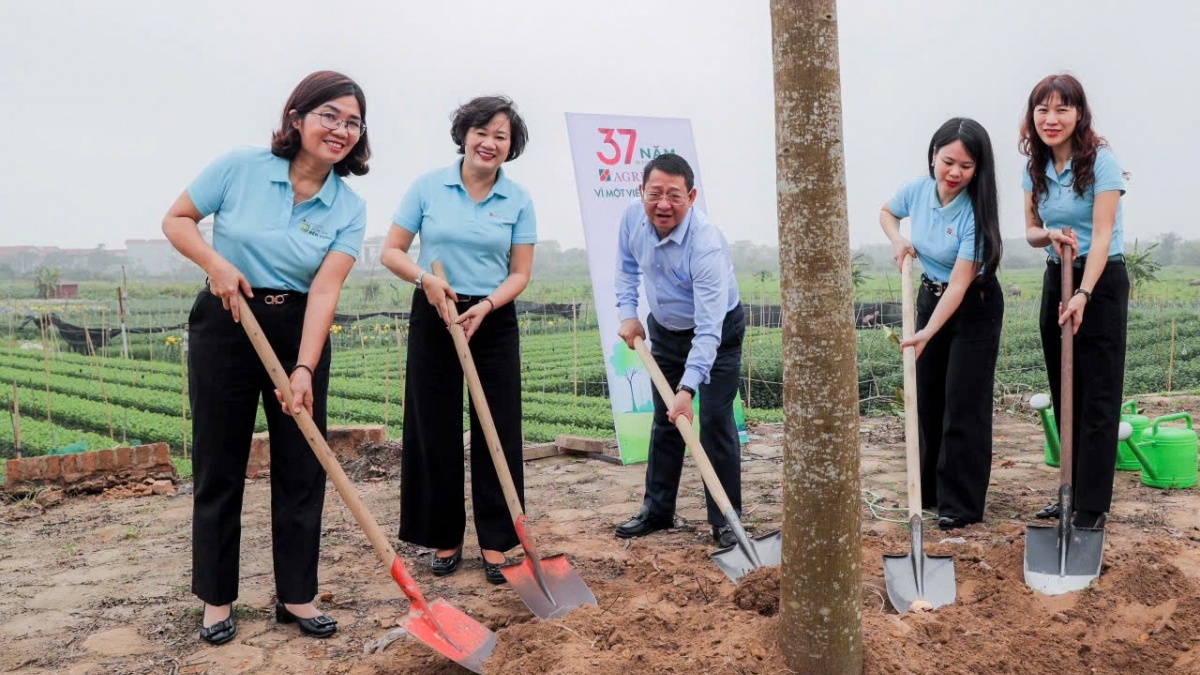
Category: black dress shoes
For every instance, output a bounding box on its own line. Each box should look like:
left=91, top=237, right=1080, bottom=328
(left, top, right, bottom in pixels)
left=275, top=601, right=337, bottom=639
left=712, top=524, right=737, bottom=549
left=199, top=613, right=237, bottom=646
left=937, top=516, right=968, bottom=531
left=482, top=557, right=507, bottom=585
left=431, top=545, right=463, bottom=577
left=1035, top=503, right=1061, bottom=519
left=614, top=509, right=673, bottom=538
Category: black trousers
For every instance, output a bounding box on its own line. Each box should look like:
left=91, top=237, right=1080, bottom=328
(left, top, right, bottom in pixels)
left=1040, top=261, right=1129, bottom=514
left=399, top=290, right=523, bottom=553
left=643, top=305, right=745, bottom=528
left=189, top=290, right=331, bottom=606
left=916, top=276, right=1004, bottom=522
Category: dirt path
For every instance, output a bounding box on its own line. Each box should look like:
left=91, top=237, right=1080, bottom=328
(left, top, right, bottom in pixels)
left=2, top=397, right=1199, bottom=674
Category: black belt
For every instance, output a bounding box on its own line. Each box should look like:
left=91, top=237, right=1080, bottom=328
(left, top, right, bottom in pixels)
left=1047, top=253, right=1125, bottom=269
left=920, top=275, right=949, bottom=297
left=208, top=286, right=307, bottom=305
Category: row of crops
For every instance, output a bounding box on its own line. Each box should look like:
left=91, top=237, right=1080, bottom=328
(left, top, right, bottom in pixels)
left=3, top=296, right=1200, bottom=458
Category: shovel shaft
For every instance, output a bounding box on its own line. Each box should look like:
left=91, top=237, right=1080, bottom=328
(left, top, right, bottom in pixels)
left=632, top=337, right=736, bottom=517
left=1059, top=234, right=1075, bottom=485
left=234, top=296, right=436, bottom=616
left=900, top=256, right=922, bottom=518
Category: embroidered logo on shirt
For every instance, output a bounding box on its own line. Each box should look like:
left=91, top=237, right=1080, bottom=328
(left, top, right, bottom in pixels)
left=298, top=218, right=333, bottom=240
left=946, top=227, right=953, bottom=235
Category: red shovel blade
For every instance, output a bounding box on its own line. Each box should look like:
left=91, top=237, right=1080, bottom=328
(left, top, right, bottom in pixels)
left=501, top=553, right=597, bottom=620
left=389, top=557, right=495, bottom=673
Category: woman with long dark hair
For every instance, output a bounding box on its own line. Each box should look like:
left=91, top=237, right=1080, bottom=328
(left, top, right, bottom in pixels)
left=880, top=117, right=1004, bottom=530
left=1022, top=74, right=1128, bottom=530
left=381, top=95, right=536, bottom=585
left=163, top=70, right=369, bottom=644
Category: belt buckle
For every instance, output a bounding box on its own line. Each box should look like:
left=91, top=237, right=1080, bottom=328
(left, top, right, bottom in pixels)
left=264, top=294, right=285, bottom=306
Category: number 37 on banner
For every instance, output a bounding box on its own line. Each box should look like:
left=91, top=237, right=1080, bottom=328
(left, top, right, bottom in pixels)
left=596, top=128, right=638, bottom=165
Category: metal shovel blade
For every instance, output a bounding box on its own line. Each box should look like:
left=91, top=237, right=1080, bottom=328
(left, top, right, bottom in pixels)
left=1024, top=522, right=1105, bottom=596
left=400, top=599, right=497, bottom=674
left=711, top=512, right=782, bottom=582
left=501, top=553, right=598, bottom=620
left=882, top=516, right=956, bottom=612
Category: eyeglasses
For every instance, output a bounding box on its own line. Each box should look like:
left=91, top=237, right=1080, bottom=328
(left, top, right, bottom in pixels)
left=641, top=190, right=689, bottom=206
left=306, top=111, right=366, bottom=136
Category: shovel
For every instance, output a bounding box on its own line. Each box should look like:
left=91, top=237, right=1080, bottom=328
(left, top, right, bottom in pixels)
left=882, top=255, right=956, bottom=612
left=431, top=263, right=597, bottom=620
left=1024, top=234, right=1105, bottom=595
left=631, top=336, right=781, bottom=583
left=235, top=295, right=495, bottom=673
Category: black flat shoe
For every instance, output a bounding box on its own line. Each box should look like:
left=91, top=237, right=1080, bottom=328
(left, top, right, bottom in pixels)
left=937, top=516, right=968, bottom=531
left=1035, top=503, right=1061, bottom=519
left=431, top=545, right=463, bottom=577
left=712, top=524, right=737, bottom=549
left=614, top=509, right=673, bottom=538
left=275, top=601, right=337, bottom=639
left=199, top=613, right=237, bottom=646
left=1072, top=510, right=1107, bottom=529
left=482, top=557, right=507, bottom=585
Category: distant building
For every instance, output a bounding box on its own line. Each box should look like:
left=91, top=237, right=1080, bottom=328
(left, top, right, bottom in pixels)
left=54, top=283, right=79, bottom=300
left=125, top=238, right=186, bottom=277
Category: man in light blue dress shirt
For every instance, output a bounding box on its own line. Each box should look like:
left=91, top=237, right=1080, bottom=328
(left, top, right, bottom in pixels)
left=613, top=154, right=744, bottom=549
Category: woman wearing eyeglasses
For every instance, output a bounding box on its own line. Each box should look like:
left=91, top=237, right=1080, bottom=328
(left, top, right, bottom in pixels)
left=381, top=96, right=536, bottom=585
left=880, top=117, right=1004, bottom=531
left=163, top=71, right=369, bottom=645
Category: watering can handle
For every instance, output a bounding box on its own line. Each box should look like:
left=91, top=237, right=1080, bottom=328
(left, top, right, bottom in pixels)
left=1152, top=412, right=1193, bottom=433
left=1120, top=400, right=1137, bottom=415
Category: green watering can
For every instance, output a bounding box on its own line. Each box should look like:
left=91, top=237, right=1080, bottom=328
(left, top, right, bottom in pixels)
left=1030, top=395, right=1152, bottom=471
left=1120, top=413, right=1199, bottom=490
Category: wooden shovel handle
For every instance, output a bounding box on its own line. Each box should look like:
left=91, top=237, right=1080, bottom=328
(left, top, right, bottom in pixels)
left=429, top=263, right=527, bottom=524
left=1059, top=230, right=1075, bottom=482
left=632, top=336, right=736, bottom=516
left=900, top=255, right=922, bottom=519
left=235, top=295, right=398, bottom=572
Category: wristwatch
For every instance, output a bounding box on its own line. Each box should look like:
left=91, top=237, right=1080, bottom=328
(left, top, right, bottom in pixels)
left=413, top=270, right=426, bottom=287
left=676, top=384, right=696, bottom=397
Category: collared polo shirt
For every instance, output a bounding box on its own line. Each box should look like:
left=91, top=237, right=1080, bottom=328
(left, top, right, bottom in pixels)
left=392, top=160, right=538, bottom=296
left=887, top=176, right=980, bottom=283
left=187, top=147, right=366, bottom=292
left=1022, top=147, right=1126, bottom=259
left=615, top=202, right=740, bottom=391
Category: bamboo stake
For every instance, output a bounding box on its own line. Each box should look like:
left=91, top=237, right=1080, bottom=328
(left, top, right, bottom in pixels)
left=11, top=383, right=21, bottom=459
left=39, top=316, right=54, bottom=446
left=1167, top=318, right=1177, bottom=392
left=180, top=330, right=189, bottom=459
left=84, top=324, right=115, bottom=440
left=746, top=300, right=754, bottom=409
left=572, top=297, right=578, bottom=399
left=383, top=347, right=391, bottom=431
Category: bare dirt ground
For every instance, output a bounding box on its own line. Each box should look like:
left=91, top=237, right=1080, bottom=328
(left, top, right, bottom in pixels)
left=2, top=395, right=1199, bottom=675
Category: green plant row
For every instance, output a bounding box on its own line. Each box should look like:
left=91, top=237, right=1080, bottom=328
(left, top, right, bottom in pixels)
left=0, top=412, right=118, bottom=456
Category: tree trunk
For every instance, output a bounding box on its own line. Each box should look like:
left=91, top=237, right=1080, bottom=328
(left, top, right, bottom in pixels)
left=770, top=2, right=863, bottom=673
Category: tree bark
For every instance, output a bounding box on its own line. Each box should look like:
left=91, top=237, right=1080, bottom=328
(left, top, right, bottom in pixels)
left=770, top=2, right=863, bottom=673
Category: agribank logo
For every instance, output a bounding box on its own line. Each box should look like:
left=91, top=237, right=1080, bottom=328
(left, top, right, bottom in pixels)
left=593, top=127, right=675, bottom=200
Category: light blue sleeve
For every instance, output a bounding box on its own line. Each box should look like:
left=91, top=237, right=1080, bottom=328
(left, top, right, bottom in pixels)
left=956, top=213, right=980, bottom=262
left=186, top=150, right=239, bottom=217
left=330, top=202, right=367, bottom=259
left=511, top=191, right=538, bottom=245
left=615, top=204, right=642, bottom=322
left=680, top=239, right=731, bottom=391
left=886, top=178, right=923, bottom=219
left=391, top=178, right=425, bottom=234
left=1021, top=166, right=1033, bottom=192
left=1093, top=148, right=1126, bottom=195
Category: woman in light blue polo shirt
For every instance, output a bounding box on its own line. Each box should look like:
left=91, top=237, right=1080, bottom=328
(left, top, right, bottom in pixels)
left=381, top=95, right=536, bottom=585
left=1022, top=74, right=1128, bottom=530
left=880, top=117, right=1004, bottom=530
left=163, top=71, right=369, bottom=645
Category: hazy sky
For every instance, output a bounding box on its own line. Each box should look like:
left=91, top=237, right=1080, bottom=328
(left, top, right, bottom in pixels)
left=1, top=1, right=1196, bottom=251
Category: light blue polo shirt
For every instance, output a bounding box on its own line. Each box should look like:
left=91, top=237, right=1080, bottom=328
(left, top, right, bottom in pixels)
left=1022, top=147, right=1125, bottom=259
left=392, top=160, right=537, bottom=296
left=187, top=147, right=366, bottom=292
left=887, top=177, right=980, bottom=283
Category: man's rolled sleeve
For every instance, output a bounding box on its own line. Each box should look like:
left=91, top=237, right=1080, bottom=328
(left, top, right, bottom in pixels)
left=615, top=208, right=642, bottom=321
